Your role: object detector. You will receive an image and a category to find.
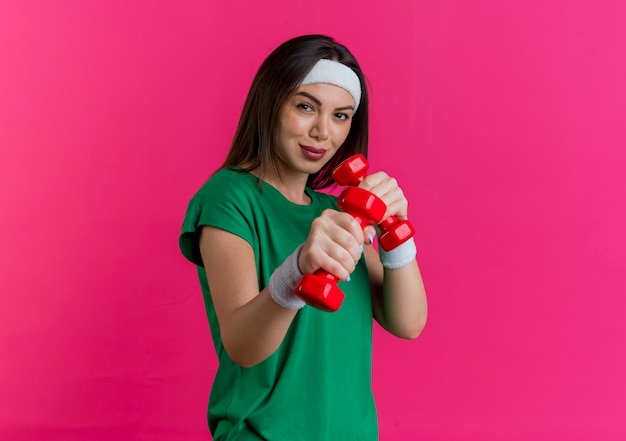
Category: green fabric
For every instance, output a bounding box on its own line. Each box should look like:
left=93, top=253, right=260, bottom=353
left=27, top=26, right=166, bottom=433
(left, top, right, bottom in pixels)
left=180, top=168, right=378, bottom=440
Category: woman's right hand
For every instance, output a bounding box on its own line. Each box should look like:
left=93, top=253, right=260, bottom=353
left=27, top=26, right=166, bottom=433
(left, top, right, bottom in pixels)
left=298, top=209, right=365, bottom=280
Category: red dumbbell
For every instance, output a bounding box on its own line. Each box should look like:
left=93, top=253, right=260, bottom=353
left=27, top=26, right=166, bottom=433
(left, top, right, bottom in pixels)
left=294, top=186, right=386, bottom=312
left=332, top=154, right=415, bottom=251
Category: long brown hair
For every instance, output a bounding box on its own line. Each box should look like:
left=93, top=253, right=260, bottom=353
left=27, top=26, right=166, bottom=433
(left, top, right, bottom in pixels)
left=222, top=34, right=369, bottom=189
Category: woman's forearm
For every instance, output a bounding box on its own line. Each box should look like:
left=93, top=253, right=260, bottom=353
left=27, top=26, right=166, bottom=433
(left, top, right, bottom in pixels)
left=366, top=245, right=428, bottom=339
left=219, top=287, right=298, bottom=368
left=380, top=261, right=428, bottom=339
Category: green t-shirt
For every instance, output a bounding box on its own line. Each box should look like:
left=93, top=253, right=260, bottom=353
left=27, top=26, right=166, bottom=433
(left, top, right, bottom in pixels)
left=180, top=168, right=378, bottom=440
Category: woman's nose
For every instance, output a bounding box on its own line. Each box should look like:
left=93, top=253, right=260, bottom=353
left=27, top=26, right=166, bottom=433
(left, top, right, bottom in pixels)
left=310, top=116, right=329, bottom=141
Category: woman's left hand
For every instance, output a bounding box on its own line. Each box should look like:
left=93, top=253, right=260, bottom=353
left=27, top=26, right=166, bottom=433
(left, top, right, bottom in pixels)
left=358, top=171, right=409, bottom=222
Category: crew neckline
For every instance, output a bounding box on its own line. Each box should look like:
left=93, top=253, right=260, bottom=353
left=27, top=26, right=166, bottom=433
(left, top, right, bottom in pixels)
left=227, top=167, right=317, bottom=210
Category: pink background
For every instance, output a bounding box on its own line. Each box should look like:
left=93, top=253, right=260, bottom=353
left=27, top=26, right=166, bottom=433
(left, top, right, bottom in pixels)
left=1, top=1, right=625, bottom=440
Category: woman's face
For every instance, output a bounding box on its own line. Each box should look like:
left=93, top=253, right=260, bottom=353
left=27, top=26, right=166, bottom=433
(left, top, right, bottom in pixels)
left=274, top=83, right=355, bottom=179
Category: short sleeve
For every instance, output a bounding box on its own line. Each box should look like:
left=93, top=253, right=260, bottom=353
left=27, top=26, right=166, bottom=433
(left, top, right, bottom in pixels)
left=179, top=179, right=255, bottom=267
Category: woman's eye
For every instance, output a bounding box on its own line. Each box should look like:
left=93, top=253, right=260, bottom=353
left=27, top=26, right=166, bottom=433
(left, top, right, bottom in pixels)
left=297, top=103, right=313, bottom=111
left=335, top=113, right=349, bottom=120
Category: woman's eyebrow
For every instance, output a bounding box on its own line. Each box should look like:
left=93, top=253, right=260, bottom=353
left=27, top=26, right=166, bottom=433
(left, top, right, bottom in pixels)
left=295, top=91, right=355, bottom=112
left=295, top=91, right=322, bottom=105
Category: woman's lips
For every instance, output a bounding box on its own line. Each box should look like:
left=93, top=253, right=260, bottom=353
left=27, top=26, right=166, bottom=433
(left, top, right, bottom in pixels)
left=300, top=145, right=326, bottom=160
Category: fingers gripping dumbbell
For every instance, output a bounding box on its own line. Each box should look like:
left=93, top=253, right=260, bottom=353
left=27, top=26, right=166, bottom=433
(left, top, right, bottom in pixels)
left=332, top=154, right=415, bottom=251
left=293, top=186, right=386, bottom=312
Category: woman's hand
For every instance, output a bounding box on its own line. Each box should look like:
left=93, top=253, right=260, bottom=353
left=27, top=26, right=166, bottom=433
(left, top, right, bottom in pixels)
left=298, top=209, right=365, bottom=280
left=358, top=171, right=409, bottom=221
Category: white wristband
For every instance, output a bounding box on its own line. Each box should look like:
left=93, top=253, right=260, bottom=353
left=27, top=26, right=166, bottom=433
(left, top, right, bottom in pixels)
left=379, top=238, right=417, bottom=269
left=269, top=245, right=307, bottom=310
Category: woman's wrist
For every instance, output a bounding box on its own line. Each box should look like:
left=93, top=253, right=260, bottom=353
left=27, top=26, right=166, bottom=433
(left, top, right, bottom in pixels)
left=379, top=238, right=417, bottom=269
left=268, top=245, right=307, bottom=310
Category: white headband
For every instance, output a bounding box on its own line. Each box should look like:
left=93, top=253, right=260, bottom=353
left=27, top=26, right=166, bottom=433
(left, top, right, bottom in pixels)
left=300, top=59, right=362, bottom=112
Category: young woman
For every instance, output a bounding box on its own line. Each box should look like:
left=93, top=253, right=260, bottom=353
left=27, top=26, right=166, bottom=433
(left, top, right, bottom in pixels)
left=179, top=34, right=427, bottom=440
